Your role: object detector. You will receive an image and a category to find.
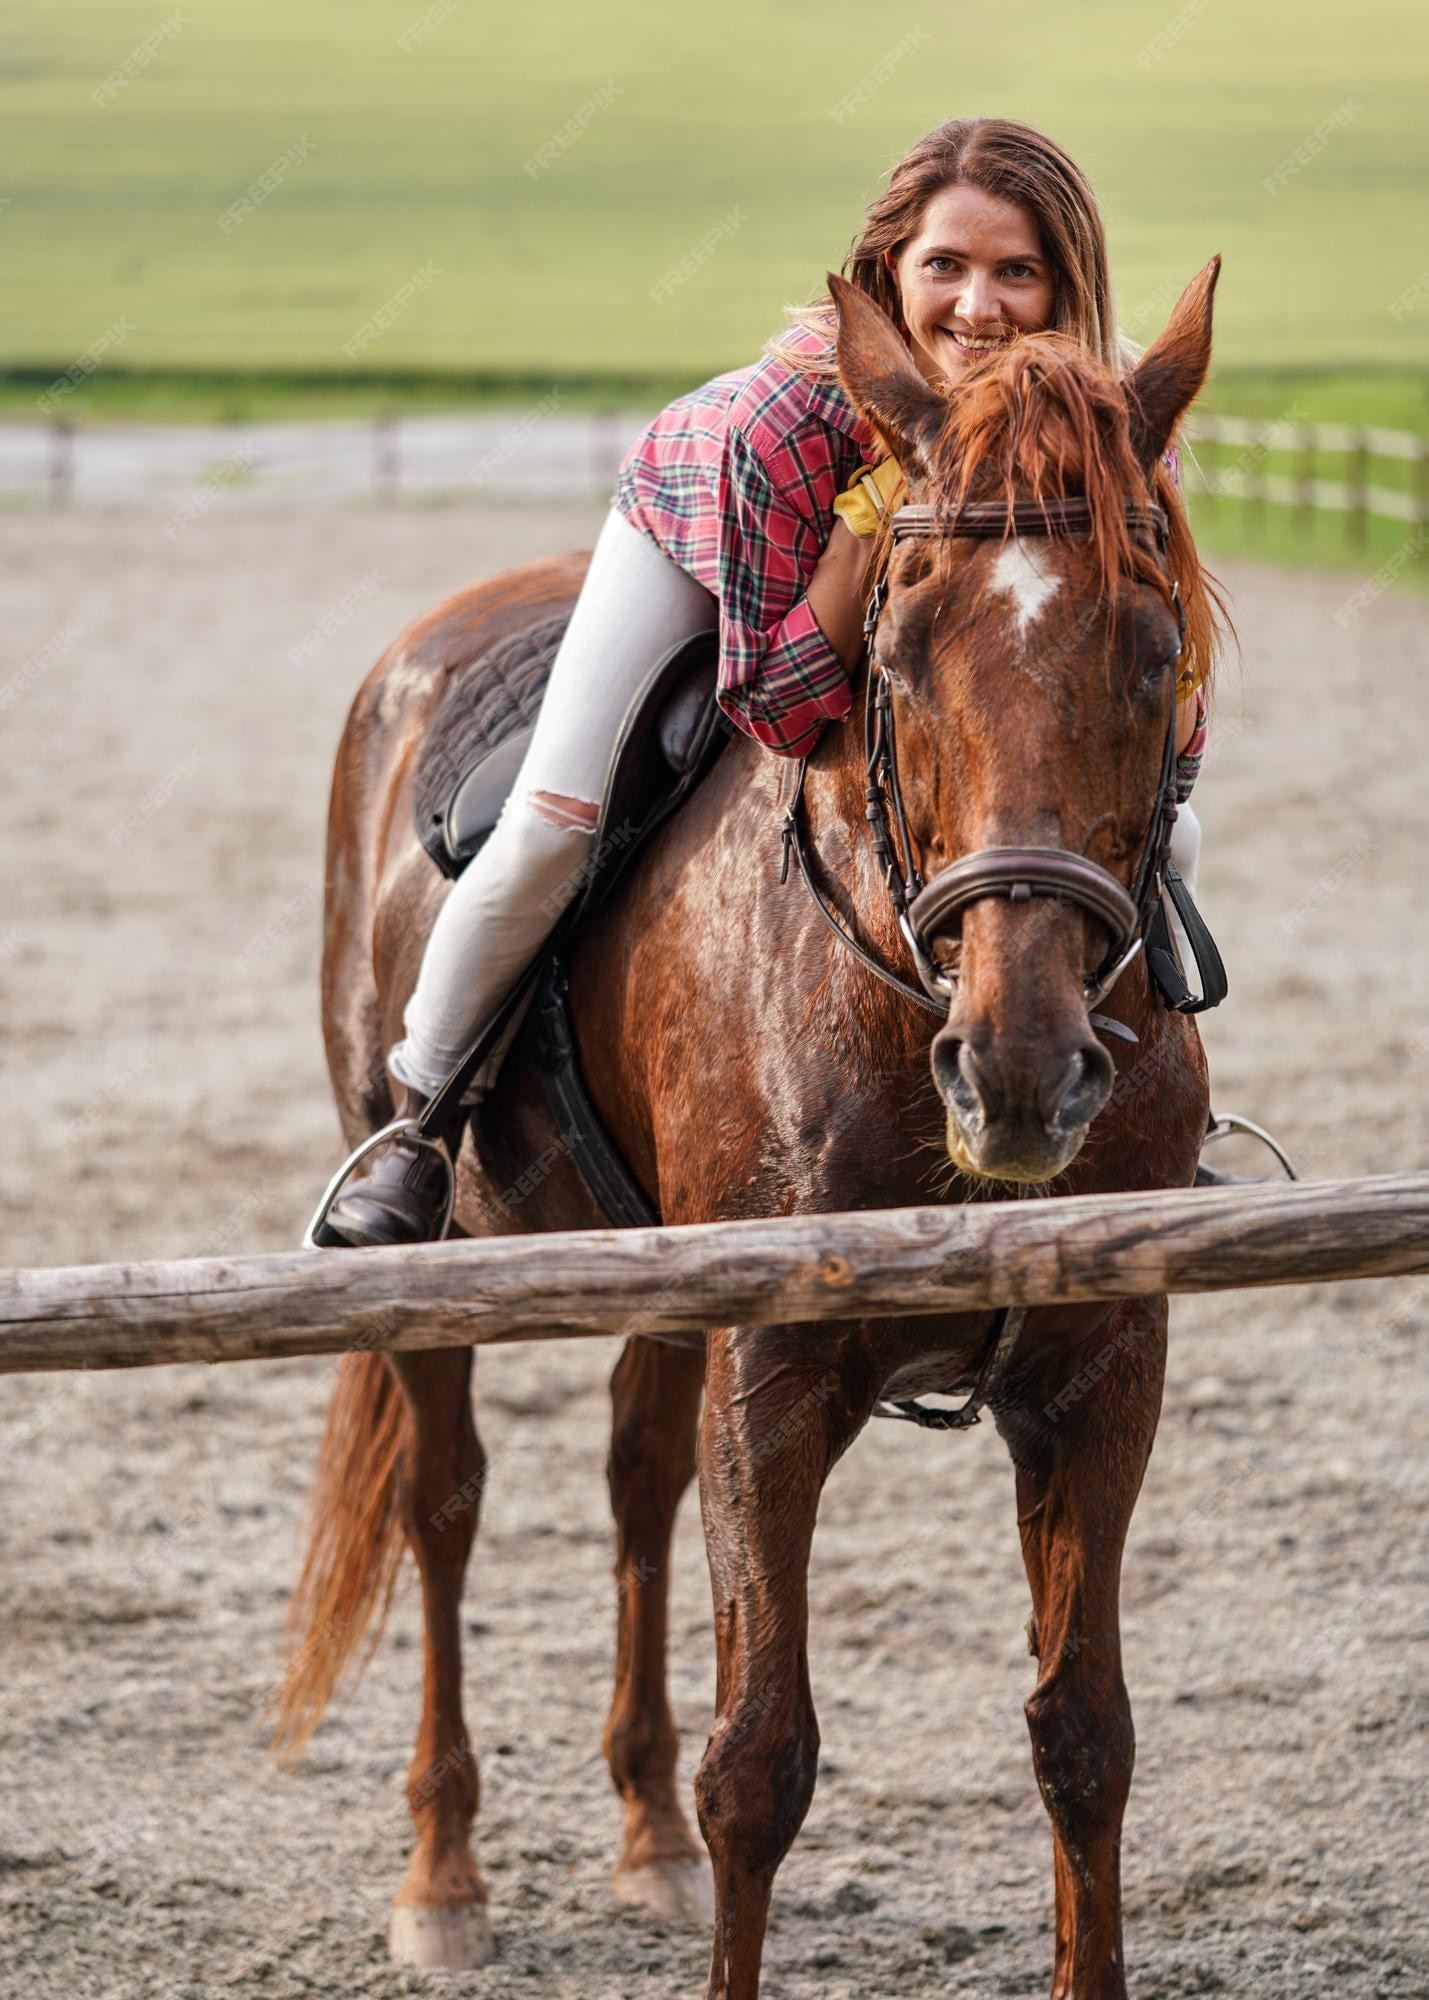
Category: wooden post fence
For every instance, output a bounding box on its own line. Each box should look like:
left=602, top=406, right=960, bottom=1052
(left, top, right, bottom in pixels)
left=48, top=418, right=73, bottom=509
left=1, top=1174, right=1426, bottom=1377
left=1346, top=427, right=1369, bottom=552
left=1293, top=422, right=1316, bottom=542
left=1185, top=415, right=1427, bottom=552
left=8, top=416, right=1425, bottom=534
left=372, top=412, right=399, bottom=505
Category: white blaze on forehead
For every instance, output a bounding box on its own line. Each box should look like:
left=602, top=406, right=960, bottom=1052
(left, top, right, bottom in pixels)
left=987, top=537, right=1062, bottom=639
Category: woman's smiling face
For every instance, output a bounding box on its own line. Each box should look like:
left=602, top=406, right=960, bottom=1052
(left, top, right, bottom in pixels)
left=888, top=182, right=1057, bottom=386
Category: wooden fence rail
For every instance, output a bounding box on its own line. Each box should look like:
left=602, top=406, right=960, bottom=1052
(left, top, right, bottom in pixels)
left=1185, top=414, right=1429, bottom=547
left=11, top=415, right=1428, bottom=554
left=2, top=1174, right=1426, bottom=1377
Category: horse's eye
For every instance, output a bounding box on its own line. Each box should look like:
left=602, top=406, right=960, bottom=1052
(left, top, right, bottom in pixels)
left=1134, top=643, right=1182, bottom=694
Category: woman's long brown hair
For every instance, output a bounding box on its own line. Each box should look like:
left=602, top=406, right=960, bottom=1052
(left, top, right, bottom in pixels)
left=769, top=117, right=1122, bottom=374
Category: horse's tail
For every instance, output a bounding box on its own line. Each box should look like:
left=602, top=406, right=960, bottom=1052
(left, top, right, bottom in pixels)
left=268, top=1352, right=408, bottom=1764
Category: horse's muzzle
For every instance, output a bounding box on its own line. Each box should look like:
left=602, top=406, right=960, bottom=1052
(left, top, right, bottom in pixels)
left=931, top=1021, right=1115, bottom=1182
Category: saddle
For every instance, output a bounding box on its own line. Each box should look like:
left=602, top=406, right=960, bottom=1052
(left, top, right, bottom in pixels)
left=411, top=613, right=733, bottom=1225
left=414, top=616, right=728, bottom=891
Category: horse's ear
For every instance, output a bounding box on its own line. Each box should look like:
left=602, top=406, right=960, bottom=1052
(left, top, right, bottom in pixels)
left=1124, top=255, right=1221, bottom=471
left=828, top=272, right=944, bottom=477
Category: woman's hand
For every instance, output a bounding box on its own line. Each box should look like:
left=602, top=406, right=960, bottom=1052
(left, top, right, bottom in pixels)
left=805, top=517, right=876, bottom=672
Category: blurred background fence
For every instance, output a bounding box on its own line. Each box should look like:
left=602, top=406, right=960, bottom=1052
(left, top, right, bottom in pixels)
left=0, top=411, right=641, bottom=514
left=7, top=414, right=1429, bottom=555
left=1191, top=416, right=1429, bottom=547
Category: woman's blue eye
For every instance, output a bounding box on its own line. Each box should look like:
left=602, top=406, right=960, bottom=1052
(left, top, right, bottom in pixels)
left=926, top=257, right=1037, bottom=278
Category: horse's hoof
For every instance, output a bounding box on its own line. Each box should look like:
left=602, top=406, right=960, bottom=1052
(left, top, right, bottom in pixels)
left=613, top=1856, right=715, bottom=1927
left=389, top=1900, right=495, bottom=1970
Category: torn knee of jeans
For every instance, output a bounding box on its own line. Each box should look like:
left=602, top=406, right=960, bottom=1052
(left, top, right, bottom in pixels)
left=529, top=790, right=599, bottom=833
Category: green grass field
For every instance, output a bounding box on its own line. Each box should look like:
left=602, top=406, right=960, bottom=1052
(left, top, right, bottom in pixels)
left=4, top=2, right=1426, bottom=579
left=5, top=0, right=1427, bottom=392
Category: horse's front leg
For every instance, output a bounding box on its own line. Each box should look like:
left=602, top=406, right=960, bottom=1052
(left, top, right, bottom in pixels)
left=998, top=1296, right=1168, bottom=2000
left=694, top=1327, right=874, bottom=2000
left=604, top=1334, right=712, bottom=1923
left=385, top=1346, right=492, bottom=1971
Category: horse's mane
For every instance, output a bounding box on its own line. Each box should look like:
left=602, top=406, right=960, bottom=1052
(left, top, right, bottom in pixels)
left=876, top=331, right=1230, bottom=701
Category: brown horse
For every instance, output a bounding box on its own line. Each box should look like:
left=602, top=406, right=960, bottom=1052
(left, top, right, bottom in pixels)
left=276, top=257, right=1227, bottom=1998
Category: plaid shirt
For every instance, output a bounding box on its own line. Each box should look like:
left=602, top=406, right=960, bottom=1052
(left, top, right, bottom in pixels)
left=613, top=326, right=1207, bottom=800
left=615, top=326, right=874, bottom=759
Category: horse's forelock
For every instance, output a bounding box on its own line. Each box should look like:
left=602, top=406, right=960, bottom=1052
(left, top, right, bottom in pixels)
left=904, top=333, right=1225, bottom=697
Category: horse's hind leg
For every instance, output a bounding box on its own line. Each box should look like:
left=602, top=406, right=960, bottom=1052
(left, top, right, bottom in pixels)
left=999, top=1296, right=1168, bottom=2000
left=386, top=1346, right=493, bottom=1971
left=604, top=1335, right=713, bottom=1924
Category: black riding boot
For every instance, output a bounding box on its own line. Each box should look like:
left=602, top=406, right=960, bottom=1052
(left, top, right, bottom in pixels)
left=319, top=1085, right=460, bottom=1248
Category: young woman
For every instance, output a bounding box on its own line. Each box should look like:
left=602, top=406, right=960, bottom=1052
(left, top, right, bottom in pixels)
left=320, top=116, right=1212, bottom=1248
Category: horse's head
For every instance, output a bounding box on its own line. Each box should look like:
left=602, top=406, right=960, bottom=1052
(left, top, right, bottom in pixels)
left=831, top=258, right=1224, bottom=1184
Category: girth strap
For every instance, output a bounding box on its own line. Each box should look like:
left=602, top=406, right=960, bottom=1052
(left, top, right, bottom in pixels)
left=873, top=1303, right=1030, bottom=1431
left=533, top=955, right=660, bottom=1229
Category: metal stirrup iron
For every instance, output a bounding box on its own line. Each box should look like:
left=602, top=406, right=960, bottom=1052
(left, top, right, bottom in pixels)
left=303, top=1116, right=457, bottom=1250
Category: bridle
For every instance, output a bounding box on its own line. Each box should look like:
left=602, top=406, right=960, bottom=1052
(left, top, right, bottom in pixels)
left=780, top=493, right=1185, bottom=1049
left=782, top=490, right=1184, bottom=1436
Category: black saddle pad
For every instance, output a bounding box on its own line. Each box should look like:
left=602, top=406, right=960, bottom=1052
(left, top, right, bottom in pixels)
left=411, top=610, right=569, bottom=874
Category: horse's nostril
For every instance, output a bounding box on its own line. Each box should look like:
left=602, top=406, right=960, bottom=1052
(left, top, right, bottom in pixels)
left=959, top=1043, right=1003, bottom=1122
left=1046, top=1043, right=1114, bottom=1131
left=933, top=1037, right=998, bottom=1124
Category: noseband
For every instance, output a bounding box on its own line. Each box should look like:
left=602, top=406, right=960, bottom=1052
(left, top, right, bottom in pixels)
left=779, top=495, right=1185, bottom=1043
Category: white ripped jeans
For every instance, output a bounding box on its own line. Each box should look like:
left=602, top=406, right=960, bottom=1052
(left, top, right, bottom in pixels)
left=388, top=505, right=720, bottom=1096
left=388, top=503, right=1204, bottom=1097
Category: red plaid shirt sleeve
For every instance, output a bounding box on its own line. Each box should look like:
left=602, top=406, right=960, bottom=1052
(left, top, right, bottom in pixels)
left=713, top=424, right=854, bottom=759
left=613, top=330, right=871, bottom=760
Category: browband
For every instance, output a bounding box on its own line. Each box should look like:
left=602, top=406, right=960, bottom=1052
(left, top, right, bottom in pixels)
left=891, top=497, right=1169, bottom=544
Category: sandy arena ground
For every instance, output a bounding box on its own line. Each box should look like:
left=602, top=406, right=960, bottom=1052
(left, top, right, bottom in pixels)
left=2, top=502, right=1426, bottom=2000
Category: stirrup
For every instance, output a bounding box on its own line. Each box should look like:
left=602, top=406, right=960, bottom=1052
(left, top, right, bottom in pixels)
left=302, top=1116, right=457, bottom=1249
left=1202, top=1112, right=1298, bottom=1181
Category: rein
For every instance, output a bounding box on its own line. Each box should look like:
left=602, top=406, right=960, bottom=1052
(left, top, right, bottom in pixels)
left=781, top=494, right=1185, bottom=1051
